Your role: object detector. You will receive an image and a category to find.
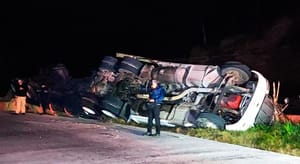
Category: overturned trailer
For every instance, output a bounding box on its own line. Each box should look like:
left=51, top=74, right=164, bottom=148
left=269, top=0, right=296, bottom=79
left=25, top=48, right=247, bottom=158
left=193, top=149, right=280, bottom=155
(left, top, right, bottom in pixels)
left=83, top=53, right=274, bottom=131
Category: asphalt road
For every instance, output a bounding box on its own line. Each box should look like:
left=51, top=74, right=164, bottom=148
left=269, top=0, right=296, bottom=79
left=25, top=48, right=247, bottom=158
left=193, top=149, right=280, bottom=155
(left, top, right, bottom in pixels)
left=1, top=111, right=300, bottom=164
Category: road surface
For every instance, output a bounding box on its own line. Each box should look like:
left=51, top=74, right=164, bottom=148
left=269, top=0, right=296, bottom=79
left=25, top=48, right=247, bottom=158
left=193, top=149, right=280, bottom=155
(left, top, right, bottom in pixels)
left=1, top=111, right=300, bottom=164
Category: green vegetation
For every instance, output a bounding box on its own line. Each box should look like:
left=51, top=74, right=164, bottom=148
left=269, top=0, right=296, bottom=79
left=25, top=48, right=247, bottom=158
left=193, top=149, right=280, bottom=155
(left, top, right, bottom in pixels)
left=114, top=119, right=300, bottom=157
left=182, top=122, right=300, bottom=156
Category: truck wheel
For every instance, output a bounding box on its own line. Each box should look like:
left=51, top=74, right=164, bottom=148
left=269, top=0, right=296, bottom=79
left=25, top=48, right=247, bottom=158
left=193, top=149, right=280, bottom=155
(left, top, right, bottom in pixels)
left=99, top=96, right=124, bottom=118
left=221, top=61, right=251, bottom=85
left=196, top=112, right=226, bottom=130
left=118, top=57, right=143, bottom=75
left=81, top=94, right=102, bottom=119
left=255, top=95, right=274, bottom=125
left=99, top=56, right=118, bottom=71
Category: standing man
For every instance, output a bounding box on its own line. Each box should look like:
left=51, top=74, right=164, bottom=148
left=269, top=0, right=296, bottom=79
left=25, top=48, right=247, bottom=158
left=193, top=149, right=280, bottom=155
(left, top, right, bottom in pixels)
left=144, top=80, right=166, bottom=136
left=37, top=83, right=50, bottom=114
left=14, top=79, right=28, bottom=115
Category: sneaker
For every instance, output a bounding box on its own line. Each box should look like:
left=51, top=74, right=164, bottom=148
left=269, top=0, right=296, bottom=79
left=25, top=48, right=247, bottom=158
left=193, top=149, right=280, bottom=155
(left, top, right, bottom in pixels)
left=143, top=132, right=152, bottom=136
left=153, top=133, right=160, bottom=136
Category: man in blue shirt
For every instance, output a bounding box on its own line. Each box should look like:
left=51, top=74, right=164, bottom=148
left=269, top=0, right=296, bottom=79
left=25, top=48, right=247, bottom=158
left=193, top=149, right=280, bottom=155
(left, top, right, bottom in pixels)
left=143, top=80, right=166, bottom=136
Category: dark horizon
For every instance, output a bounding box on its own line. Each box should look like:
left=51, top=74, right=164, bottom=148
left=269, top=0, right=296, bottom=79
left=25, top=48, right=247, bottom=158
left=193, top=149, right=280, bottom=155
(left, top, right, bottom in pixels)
left=1, top=1, right=299, bottom=95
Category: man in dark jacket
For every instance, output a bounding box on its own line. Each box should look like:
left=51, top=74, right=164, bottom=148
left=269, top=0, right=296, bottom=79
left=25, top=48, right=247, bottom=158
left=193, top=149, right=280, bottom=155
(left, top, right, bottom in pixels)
left=14, top=79, right=28, bottom=114
left=36, top=83, right=50, bottom=114
left=143, top=80, right=166, bottom=136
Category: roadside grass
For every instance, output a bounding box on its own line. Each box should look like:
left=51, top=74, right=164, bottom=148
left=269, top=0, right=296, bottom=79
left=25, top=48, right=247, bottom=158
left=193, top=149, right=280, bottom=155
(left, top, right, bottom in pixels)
left=113, top=118, right=300, bottom=157
left=182, top=122, right=300, bottom=157
left=186, top=123, right=300, bottom=156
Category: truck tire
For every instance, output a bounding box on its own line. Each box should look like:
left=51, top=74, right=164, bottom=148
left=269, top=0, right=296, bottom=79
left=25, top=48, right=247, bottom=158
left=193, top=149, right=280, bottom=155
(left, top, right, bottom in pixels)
left=99, top=96, right=124, bottom=118
left=221, top=61, right=251, bottom=85
left=81, top=94, right=102, bottom=119
left=196, top=112, right=226, bottom=130
left=99, top=56, right=118, bottom=71
left=255, top=95, right=274, bottom=125
left=118, top=57, right=143, bottom=75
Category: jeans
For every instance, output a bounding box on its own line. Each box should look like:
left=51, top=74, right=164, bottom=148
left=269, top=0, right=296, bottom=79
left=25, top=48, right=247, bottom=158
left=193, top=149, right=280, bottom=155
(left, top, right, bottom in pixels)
left=146, top=102, right=161, bottom=134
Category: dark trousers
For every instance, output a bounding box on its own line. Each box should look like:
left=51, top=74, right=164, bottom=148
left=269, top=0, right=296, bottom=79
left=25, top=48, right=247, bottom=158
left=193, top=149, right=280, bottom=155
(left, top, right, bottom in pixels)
left=146, top=103, right=161, bottom=134
left=40, top=93, right=50, bottom=113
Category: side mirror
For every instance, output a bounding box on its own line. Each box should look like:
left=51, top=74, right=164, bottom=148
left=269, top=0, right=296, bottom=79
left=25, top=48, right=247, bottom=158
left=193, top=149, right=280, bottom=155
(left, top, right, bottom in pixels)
left=284, top=97, right=289, bottom=104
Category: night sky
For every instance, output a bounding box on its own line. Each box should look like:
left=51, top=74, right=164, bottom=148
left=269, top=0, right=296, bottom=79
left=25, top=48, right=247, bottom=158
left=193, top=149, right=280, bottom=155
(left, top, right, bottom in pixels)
left=1, top=1, right=299, bottom=94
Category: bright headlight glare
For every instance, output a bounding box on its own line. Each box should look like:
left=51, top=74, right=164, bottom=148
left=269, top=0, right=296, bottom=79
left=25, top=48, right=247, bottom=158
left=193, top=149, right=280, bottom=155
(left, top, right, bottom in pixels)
left=101, top=110, right=116, bottom=118
left=82, top=106, right=96, bottom=115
